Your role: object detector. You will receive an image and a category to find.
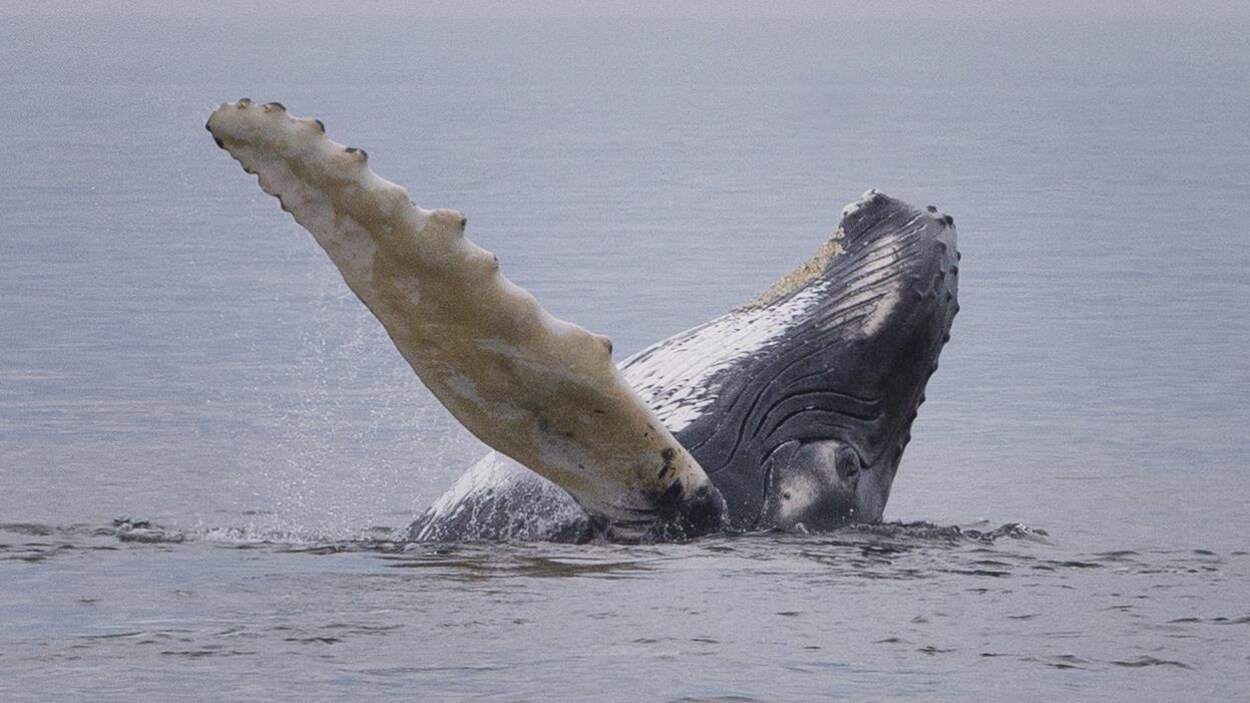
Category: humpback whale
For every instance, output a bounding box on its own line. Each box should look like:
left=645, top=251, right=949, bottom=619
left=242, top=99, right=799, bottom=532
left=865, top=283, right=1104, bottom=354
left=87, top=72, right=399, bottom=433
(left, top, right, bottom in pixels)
left=206, top=100, right=959, bottom=543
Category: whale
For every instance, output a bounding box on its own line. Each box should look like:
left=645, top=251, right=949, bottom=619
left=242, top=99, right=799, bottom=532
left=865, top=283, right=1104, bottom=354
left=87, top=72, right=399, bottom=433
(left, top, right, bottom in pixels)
left=206, top=100, right=959, bottom=543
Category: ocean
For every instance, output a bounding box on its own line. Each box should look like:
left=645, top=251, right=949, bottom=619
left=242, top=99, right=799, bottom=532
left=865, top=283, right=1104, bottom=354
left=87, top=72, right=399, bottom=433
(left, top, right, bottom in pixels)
left=2, top=6, right=1248, bottom=700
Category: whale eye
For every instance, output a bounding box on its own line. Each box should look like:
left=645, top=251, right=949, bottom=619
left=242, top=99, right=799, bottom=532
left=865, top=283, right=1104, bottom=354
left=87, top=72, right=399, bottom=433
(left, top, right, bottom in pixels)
left=835, top=445, right=862, bottom=480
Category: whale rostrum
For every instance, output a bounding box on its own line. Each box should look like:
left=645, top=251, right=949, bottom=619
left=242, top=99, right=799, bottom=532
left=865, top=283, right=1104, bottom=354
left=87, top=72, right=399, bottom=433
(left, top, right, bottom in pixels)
left=207, top=101, right=959, bottom=542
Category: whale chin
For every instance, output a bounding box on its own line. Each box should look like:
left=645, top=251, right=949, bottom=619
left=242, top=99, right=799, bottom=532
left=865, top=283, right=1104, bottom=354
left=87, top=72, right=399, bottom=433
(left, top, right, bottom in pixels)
left=758, top=439, right=864, bottom=532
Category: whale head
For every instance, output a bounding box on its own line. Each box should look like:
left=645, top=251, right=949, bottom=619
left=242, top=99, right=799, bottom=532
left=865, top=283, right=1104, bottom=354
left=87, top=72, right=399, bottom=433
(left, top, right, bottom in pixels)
left=638, top=191, right=960, bottom=532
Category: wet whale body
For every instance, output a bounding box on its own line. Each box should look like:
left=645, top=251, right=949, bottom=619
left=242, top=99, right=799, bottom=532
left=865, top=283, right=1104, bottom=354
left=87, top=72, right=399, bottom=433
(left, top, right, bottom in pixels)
left=205, top=100, right=958, bottom=543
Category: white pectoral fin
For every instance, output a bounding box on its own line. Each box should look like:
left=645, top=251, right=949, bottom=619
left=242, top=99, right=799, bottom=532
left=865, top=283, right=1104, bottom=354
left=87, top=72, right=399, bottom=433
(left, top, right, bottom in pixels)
left=206, top=100, right=723, bottom=540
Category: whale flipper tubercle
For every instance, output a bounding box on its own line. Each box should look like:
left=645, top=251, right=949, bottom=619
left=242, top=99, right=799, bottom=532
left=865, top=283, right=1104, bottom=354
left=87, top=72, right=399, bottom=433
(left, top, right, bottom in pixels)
left=206, top=100, right=724, bottom=541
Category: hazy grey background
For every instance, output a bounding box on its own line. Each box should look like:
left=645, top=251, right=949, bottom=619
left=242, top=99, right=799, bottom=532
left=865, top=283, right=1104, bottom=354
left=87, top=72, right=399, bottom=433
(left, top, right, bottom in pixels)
left=4, top=0, right=1249, bottom=18
left=1, top=4, right=1248, bottom=700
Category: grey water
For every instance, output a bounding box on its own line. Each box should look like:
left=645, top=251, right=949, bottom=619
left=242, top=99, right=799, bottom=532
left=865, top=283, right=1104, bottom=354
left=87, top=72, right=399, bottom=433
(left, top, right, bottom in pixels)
left=2, top=5, right=1248, bottom=700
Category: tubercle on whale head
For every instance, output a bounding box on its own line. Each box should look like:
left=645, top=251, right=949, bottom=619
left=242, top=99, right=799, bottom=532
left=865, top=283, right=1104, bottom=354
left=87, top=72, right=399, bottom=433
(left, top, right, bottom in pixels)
left=825, top=190, right=959, bottom=334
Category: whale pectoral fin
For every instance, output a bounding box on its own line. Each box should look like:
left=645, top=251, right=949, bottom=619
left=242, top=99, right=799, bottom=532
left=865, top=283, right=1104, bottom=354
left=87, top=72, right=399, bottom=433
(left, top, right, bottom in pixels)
left=206, top=100, right=723, bottom=541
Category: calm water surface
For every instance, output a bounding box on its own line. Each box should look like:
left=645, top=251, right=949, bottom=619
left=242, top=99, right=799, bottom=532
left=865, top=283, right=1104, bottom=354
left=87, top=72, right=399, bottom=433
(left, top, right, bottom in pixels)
left=1, top=8, right=1248, bottom=701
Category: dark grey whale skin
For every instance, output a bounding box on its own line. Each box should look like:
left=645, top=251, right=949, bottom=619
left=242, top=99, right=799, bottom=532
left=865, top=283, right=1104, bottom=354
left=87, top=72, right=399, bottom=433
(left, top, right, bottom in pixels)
left=405, top=192, right=959, bottom=542
left=681, top=192, right=959, bottom=533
